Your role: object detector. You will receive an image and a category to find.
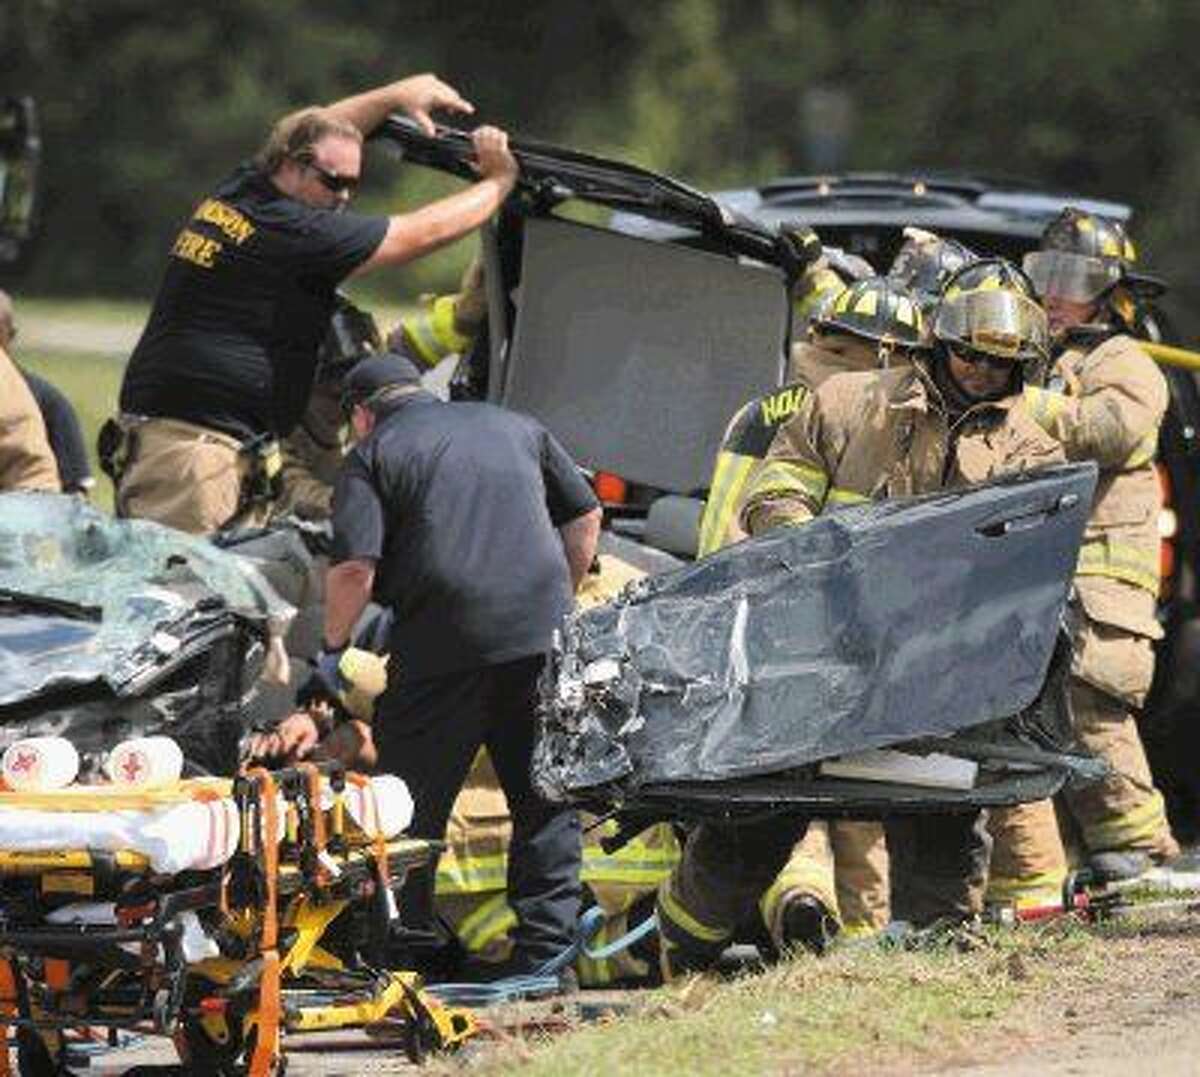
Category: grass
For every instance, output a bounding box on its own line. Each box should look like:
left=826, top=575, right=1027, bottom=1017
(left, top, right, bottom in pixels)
left=16, top=296, right=150, bottom=327
left=18, top=346, right=124, bottom=515
left=438, top=923, right=1104, bottom=1077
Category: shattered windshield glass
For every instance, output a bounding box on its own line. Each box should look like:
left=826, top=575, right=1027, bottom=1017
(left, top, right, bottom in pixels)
left=0, top=494, right=291, bottom=706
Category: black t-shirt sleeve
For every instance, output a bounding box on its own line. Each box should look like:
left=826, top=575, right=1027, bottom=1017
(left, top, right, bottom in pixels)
left=540, top=429, right=599, bottom=526
left=331, top=452, right=387, bottom=563
left=283, top=207, right=388, bottom=286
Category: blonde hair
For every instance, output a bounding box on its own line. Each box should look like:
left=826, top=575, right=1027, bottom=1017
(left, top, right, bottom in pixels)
left=254, top=107, right=363, bottom=174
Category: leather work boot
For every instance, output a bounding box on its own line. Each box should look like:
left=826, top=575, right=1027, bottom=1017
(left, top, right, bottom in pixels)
left=779, top=893, right=840, bottom=955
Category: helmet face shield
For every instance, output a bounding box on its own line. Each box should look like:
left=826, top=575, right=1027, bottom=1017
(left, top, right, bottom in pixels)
left=933, top=289, right=1049, bottom=362
left=1023, top=249, right=1121, bottom=304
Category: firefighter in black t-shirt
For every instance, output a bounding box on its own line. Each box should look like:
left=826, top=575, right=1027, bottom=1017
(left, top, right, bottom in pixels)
left=305, top=356, right=600, bottom=983
left=114, top=73, right=518, bottom=534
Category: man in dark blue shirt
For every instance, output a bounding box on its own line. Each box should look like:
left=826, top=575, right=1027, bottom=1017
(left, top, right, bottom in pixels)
left=116, top=73, right=518, bottom=533
left=321, top=356, right=601, bottom=979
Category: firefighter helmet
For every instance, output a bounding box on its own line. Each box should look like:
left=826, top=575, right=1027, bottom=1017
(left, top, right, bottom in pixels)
left=814, top=276, right=925, bottom=348
left=932, top=258, right=1049, bottom=363
left=1023, top=206, right=1165, bottom=303
left=888, top=227, right=979, bottom=309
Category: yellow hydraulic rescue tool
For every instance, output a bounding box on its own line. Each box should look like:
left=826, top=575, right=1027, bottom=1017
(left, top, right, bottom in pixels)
left=1143, top=341, right=1200, bottom=373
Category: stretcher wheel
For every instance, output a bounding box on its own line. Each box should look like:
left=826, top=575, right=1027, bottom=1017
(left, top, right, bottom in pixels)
left=401, top=1004, right=445, bottom=1066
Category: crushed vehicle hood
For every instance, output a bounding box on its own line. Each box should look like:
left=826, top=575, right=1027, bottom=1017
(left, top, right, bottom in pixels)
left=0, top=494, right=290, bottom=719
left=535, top=464, right=1101, bottom=815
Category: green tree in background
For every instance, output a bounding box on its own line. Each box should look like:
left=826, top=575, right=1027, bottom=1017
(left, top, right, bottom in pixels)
left=2, top=0, right=1197, bottom=333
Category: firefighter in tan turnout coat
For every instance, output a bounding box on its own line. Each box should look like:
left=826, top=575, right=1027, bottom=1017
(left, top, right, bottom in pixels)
left=654, top=261, right=1064, bottom=973
left=0, top=342, right=59, bottom=493
left=984, top=208, right=1177, bottom=901
left=698, top=276, right=929, bottom=948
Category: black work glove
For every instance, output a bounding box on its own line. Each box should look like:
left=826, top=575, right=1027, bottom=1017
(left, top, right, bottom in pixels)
left=775, top=221, right=824, bottom=280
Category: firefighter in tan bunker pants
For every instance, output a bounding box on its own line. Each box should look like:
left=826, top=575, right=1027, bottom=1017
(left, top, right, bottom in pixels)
left=984, top=208, right=1178, bottom=905
left=699, top=275, right=929, bottom=948
left=656, top=261, right=1064, bottom=975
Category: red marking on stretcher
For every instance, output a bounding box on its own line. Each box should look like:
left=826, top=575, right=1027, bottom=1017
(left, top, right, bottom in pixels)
left=120, top=752, right=146, bottom=783
left=9, top=751, right=37, bottom=774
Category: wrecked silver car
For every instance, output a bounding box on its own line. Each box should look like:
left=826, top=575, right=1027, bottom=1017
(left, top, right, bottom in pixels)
left=0, top=493, right=292, bottom=777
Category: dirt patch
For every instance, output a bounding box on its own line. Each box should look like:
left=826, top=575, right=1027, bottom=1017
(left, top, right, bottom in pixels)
left=939, top=917, right=1200, bottom=1076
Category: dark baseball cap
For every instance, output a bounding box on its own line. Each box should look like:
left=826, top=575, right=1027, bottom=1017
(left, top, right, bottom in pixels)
left=340, top=353, right=423, bottom=413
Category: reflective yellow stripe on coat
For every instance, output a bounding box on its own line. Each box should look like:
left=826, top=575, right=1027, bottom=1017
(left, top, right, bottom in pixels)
left=697, top=451, right=756, bottom=557
left=1076, top=538, right=1160, bottom=595
left=401, top=295, right=472, bottom=369
left=749, top=459, right=830, bottom=507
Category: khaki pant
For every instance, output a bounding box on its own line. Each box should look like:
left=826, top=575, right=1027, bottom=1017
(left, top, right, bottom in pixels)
left=831, top=820, right=889, bottom=932
left=986, top=799, right=1068, bottom=907
left=760, top=821, right=889, bottom=944
left=116, top=417, right=263, bottom=534
left=1061, top=678, right=1178, bottom=860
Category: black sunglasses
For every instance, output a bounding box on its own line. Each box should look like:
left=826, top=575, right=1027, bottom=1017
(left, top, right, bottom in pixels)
left=295, top=155, right=360, bottom=195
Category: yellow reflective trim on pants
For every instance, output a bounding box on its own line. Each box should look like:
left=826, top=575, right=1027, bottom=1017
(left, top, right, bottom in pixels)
left=1122, top=430, right=1157, bottom=471
left=435, top=852, right=508, bottom=895
left=657, top=880, right=730, bottom=944
left=827, top=485, right=870, bottom=506
left=1080, top=789, right=1170, bottom=852
left=455, top=892, right=517, bottom=953
left=841, top=922, right=880, bottom=939
left=581, top=851, right=679, bottom=888
left=1076, top=539, right=1160, bottom=594
left=698, top=452, right=757, bottom=557
left=749, top=459, right=829, bottom=504
left=758, top=874, right=789, bottom=930
left=1023, top=385, right=1067, bottom=433
left=438, top=833, right=676, bottom=895
left=759, top=866, right=839, bottom=939
left=984, top=869, right=1068, bottom=906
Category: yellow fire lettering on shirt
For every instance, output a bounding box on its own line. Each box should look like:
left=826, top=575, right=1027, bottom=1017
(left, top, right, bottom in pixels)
left=192, top=198, right=256, bottom=245
left=171, top=228, right=222, bottom=269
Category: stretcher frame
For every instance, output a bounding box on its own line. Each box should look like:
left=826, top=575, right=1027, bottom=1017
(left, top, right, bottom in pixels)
left=0, top=764, right=476, bottom=1075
